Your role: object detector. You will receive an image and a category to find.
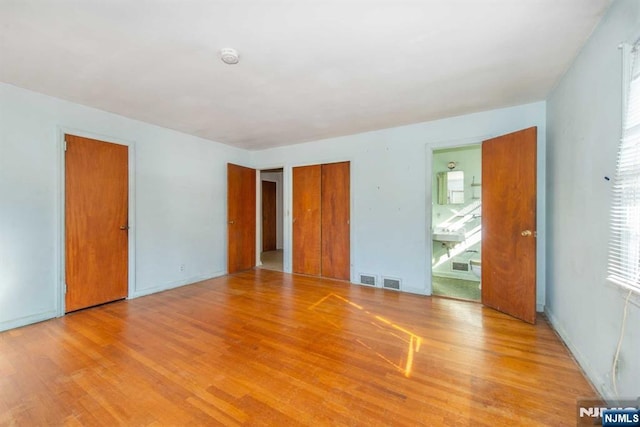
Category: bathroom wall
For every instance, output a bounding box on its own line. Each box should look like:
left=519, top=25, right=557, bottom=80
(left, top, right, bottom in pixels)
left=432, top=145, right=482, bottom=280
left=546, top=0, right=640, bottom=399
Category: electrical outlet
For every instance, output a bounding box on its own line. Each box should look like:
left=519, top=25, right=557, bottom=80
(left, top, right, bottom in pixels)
left=179, top=264, right=185, bottom=272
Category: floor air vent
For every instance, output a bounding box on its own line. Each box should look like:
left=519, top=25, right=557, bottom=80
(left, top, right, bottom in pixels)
left=359, top=274, right=376, bottom=286
left=382, top=277, right=401, bottom=290
left=452, top=261, right=469, bottom=272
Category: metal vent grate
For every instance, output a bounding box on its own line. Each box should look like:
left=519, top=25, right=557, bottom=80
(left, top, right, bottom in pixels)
left=452, top=261, right=469, bottom=272
left=382, top=277, right=401, bottom=290
left=359, top=274, right=376, bottom=286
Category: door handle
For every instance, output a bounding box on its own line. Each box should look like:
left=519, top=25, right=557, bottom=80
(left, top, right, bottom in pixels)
left=120, top=225, right=129, bottom=231
left=228, top=220, right=235, bottom=225
left=521, top=230, right=532, bottom=237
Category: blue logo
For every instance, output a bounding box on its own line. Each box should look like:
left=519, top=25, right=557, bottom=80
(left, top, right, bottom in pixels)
left=602, top=409, right=640, bottom=426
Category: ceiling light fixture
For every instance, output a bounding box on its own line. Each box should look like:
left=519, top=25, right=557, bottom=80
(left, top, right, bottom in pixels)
left=220, top=48, right=239, bottom=65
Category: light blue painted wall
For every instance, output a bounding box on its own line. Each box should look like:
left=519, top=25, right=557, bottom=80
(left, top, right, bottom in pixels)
left=0, top=82, right=246, bottom=331
left=546, top=0, right=640, bottom=399
left=251, top=102, right=546, bottom=303
left=0, top=81, right=546, bottom=330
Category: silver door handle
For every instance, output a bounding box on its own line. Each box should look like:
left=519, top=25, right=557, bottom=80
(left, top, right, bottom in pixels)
left=120, top=225, right=129, bottom=231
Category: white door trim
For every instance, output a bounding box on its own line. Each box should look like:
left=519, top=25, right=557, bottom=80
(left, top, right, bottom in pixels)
left=56, top=127, right=136, bottom=316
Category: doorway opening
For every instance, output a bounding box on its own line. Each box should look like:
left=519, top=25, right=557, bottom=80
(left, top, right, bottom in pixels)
left=431, top=144, right=482, bottom=302
left=260, top=168, right=284, bottom=271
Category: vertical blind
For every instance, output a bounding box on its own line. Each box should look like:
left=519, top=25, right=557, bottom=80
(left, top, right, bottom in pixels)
left=608, top=41, right=640, bottom=295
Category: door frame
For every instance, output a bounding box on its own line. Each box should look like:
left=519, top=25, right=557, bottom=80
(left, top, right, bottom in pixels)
left=258, top=170, right=283, bottom=258
left=425, top=133, right=546, bottom=313
left=56, top=127, right=136, bottom=317
left=254, top=165, right=285, bottom=270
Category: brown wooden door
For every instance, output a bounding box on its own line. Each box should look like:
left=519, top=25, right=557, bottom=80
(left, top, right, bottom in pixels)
left=482, top=127, right=537, bottom=324
left=321, top=162, right=351, bottom=280
left=292, top=165, right=322, bottom=276
left=65, top=134, right=128, bottom=312
left=228, top=164, right=256, bottom=274
left=262, top=180, right=277, bottom=252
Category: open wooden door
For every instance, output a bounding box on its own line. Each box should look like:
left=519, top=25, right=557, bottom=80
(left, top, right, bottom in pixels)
left=482, top=127, right=537, bottom=324
left=65, top=134, right=128, bottom=312
left=262, top=181, right=277, bottom=252
left=228, top=164, right=256, bottom=274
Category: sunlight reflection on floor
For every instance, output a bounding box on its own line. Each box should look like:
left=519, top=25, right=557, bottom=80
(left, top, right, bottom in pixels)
left=308, top=293, right=422, bottom=377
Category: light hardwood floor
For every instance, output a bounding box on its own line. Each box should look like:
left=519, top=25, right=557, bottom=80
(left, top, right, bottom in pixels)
left=0, top=269, right=596, bottom=426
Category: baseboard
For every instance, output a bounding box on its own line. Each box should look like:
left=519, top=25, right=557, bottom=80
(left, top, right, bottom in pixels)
left=131, top=270, right=227, bottom=299
left=0, top=309, right=58, bottom=332
left=545, top=307, right=609, bottom=399
left=432, top=270, right=478, bottom=282
left=399, top=286, right=429, bottom=296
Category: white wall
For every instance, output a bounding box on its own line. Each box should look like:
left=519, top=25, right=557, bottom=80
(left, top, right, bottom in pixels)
left=0, top=82, right=246, bottom=331
left=546, top=0, right=640, bottom=400
left=251, top=102, right=546, bottom=302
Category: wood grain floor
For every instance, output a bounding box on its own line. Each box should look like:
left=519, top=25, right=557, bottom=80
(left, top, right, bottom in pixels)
left=0, top=270, right=597, bottom=426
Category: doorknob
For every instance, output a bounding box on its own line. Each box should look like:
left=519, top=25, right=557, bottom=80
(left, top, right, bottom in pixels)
left=521, top=230, right=532, bottom=237
left=228, top=220, right=235, bottom=225
left=120, top=225, right=129, bottom=231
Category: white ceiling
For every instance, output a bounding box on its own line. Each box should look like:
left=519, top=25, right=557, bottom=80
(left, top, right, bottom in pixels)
left=0, top=0, right=611, bottom=150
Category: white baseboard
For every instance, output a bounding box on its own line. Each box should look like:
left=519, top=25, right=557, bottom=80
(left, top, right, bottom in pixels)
left=0, top=309, right=58, bottom=332
left=130, top=270, right=227, bottom=299
left=402, top=286, right=429, bottom=295
left=545, top=307, right=610, bottom=399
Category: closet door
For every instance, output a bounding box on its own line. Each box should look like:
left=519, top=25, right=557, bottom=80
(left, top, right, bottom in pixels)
left=227, top=163, right=256, bottom=274
left=321, top=161, right=350, bottom=280
left=292, top=165, right=322, bottom=275
left=65, top=134, right=128, bottom=312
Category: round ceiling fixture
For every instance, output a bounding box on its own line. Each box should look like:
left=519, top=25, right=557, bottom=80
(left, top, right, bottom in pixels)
left=220, top=48, right=239, bottom=65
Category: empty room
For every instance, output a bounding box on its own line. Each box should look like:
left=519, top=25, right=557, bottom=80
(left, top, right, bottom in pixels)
left=1, top=0, right=639, bottom=425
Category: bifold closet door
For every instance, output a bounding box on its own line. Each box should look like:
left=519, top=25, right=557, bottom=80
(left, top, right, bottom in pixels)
left=292, top=161, right=350, bottom=280
left=292, top=165, right=322, bottom=276
left=321, top=161, right=350, bottom=280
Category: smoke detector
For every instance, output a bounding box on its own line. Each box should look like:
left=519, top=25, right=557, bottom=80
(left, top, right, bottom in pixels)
left=220, top=48, right=239, bottom=65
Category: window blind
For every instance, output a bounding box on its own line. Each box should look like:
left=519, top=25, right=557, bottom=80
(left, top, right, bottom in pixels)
left=608, top=41, right=640, bottom=295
